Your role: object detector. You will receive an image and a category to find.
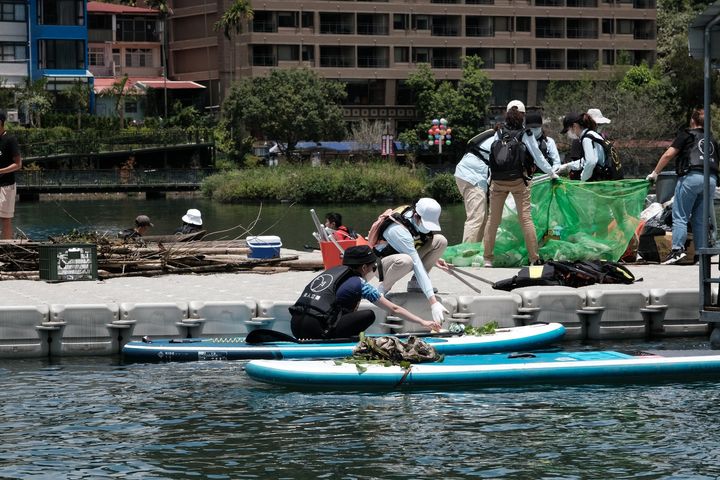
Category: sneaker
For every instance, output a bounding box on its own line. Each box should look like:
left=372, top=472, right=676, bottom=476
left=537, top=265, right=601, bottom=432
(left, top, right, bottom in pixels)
left=407, top=278, right=438, bottom=293
left=662, top=248, right=687, bottom=265
left=483, top=259, right=493, bottom=268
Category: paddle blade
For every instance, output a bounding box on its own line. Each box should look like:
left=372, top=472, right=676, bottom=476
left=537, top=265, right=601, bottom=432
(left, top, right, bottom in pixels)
left=245, top=329, right=299, bottom=344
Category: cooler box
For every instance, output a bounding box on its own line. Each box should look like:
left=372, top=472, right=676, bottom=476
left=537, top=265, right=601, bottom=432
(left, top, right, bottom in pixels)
left=247, top=236, right=282, bottom=259
left=320, top=239, right=357, bottom=269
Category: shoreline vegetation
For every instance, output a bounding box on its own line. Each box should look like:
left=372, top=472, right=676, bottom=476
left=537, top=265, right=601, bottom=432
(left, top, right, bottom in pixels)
left=201, top=162, right=463, bottom=204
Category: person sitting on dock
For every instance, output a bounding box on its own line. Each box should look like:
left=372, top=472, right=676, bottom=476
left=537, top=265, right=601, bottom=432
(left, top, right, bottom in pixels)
left=119, top=215, right=153, bottom=240
left=290, top=245, right=441, bottom=339
left=324, top=212, right=356, bottom=241
left=176, top=208, right=203, bottom=235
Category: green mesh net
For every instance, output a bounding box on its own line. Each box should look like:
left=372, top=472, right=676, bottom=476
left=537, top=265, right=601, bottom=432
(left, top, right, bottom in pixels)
left=443, top=178, right=649, bottom=267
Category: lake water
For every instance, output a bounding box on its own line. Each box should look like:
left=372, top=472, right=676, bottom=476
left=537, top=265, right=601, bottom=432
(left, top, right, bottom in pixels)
left=1, top=338, right=720, bottom=479
left=14, top=196, right=468, bottom=250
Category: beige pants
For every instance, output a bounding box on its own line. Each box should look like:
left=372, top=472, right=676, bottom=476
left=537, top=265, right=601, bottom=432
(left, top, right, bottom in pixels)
left=483, top=179, right=538, bottom=263
left=455, top=177, right=487, bottom=244
left=381, top=234, right=448, bottom=292
left=0, top=184, right=16, bottom=218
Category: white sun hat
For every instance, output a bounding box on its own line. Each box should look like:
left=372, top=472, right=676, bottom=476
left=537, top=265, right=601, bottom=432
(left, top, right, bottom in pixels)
left=182, top=208, right=203, bottom=226
left=506, top=100, right=526, bottom=113
left=587, top=108, right=611, bottom=125
left=415, top=198, right=442, bottom=231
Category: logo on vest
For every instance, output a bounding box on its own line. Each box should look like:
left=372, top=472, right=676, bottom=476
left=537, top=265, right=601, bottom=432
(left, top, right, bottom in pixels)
left=310, top=274, right=334, bottom=293
left=699, top=138, right=716, bottom=160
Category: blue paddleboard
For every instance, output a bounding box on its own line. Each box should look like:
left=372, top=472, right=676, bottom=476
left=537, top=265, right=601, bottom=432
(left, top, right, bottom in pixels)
left=245, top=350, right=720, bottom=389
left=122, top=323, right=565, bottom=362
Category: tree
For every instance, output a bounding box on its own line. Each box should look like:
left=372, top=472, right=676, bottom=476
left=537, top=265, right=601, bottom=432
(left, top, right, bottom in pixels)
left=349, top=120, right=387, bottom=159
left=222, top=68, right=346, bottom=159
left=16, top=78, right=52, bottom=127
left=99, top=75, right=139, bottom=129
left=214, top=0, right=254, bottom=40
left=61, top=80, right=91, bottom=130
left=0, top=77, right=15, bottom=109
left=400, top=56, right=493, bottom=159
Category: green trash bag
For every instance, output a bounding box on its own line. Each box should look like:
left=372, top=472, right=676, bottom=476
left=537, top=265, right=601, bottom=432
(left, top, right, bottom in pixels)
left=444, top=178, right=649, bottom=267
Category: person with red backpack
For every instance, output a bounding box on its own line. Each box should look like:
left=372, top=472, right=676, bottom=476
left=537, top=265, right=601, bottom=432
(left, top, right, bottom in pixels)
left=368, top=198, right=450, bottom=324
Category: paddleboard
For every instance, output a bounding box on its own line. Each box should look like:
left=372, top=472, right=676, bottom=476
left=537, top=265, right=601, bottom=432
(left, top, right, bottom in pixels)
left=122, top=323, right=565, bottom=362
left=245, top=350, right=720, bottom=389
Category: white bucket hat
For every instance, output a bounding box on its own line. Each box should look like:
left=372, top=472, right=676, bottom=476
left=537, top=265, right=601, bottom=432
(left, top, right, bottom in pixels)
left=587, top=108, right=611, bottom=125
left=415, top=198, right=442, bottom=232
left=506, top=100, right=526, bottom=113
left=182, top=208, right=203, bottom=226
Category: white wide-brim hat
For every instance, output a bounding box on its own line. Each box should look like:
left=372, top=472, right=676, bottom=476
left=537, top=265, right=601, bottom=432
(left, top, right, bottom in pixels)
left=587, top=108, right=611, bottom=125
left=182, top=208, right=203, bottom=226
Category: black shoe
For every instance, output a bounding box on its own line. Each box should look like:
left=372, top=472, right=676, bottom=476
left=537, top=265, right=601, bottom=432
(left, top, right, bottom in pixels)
left=662, top=248, right=687, bottom=265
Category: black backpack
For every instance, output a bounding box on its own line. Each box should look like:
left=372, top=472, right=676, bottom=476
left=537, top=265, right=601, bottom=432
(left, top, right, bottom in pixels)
left=489, top=128, right=531, bottom=182
left=582, top=132, right=623, bottom=181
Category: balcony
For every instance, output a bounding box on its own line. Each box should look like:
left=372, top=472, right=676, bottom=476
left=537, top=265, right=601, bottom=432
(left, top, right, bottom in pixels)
left=252, top=22, right=277, bottom=33
left=358, top=56, right=389, bottom=68
left=431, top=58, right=461, bottom=68
left=567, top=59, right=598, bottom=69
left=634, top=30, right=655, bottom=39
left=252, top=55, right=277, bottom=67
left=536, top=0, right=564, bottom=6
left=566, top=0, right=598, bottom=6
left=88, top=29, right=112, bottom=42
left=357, top=23, right=389, bottom=35
left=319, top=23, right=354, bottom=35
left=466, top=26, right=494, bottom=37
left=536, top=59, right=564, bottom=69
left=536, top=28, right=564, bottom=39
left=633, top=0, right=655, bottom=7
left=567, top=28, right=598, bottom=39
left=320, top=56, right=354, bottom=67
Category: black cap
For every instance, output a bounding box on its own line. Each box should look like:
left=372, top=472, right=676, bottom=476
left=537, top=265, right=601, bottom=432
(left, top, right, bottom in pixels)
left=342, top=245, right=377, bottom=266
left=525, top=111, right=543, bottom=128
left=561, top=112, right=582, bottom=134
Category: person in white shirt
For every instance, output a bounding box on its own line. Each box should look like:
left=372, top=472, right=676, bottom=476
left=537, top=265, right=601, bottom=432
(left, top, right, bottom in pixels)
left=555, top=112, right=606, bottom=182
left=525, top=111, right=561, bottom=168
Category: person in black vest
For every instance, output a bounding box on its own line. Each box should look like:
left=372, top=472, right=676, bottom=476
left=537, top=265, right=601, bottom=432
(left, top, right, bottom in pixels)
left=0, top=111, right=22, bottom=239
left=119, top=215, right=153, bottom=240
left=290, top=245, right=440, bottom=339
left=646, top=108, right=718, bottom=264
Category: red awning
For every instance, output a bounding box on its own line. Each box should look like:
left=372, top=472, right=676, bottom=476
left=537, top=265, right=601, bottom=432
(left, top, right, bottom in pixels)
left=93, top=77, right=205, bottom=94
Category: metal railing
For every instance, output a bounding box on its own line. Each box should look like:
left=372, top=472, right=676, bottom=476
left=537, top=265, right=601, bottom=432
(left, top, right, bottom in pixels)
left=17, top=169, right=214, bottom=190
left=466, top=26, right=494, bottom=36
left=357, top=23, right=389, bottom=35
left=432, top=58, right=461, bottom=68
left=319, top=23, right=354, bottom=34
left=357, top=56, right=389, bottom=68
left=319, top=56, right=354, bottom=67
left=252, top=55, right=277, bottom=66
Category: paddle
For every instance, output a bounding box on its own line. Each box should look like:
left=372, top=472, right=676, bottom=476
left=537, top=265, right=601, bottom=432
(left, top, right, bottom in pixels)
left=244, top=328, right=456, bottom=345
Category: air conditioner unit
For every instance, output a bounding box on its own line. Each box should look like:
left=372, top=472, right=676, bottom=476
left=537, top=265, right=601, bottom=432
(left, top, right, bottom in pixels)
left=5, top=110, right=19, bottom=123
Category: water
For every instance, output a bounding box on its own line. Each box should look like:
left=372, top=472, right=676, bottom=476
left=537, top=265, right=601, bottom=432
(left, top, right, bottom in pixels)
left=14, top=196, right=468, bottom=250
left=2, top=338, right=720, bottom=479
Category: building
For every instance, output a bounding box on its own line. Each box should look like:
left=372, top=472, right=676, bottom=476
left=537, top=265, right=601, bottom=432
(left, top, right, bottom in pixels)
left=88, top=1, right=204, bottom=120
left=167, top=0, right=656, bottom=132
left=0, top=0, right=29, bottom=93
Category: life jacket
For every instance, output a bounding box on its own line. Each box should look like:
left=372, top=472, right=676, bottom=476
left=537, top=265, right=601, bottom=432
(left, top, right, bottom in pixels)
left=676, top=128, right=719, bottom=177
left=372, top=205, right=432, bottom=258
left=492, top=260, right=635, bottom=291
left=489, top=127, right=532, bottom=182
left=466, top=128, right=495, bottom=164
left=581, top=131, right=623, bottom=181
left=289, top=266, right=359, bottom=329
left=333, top=225, right=356, bottom=241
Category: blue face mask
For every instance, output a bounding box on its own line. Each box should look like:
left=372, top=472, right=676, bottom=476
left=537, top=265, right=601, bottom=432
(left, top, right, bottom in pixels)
left=530, top=127, right=543, bottom=139
left=414, top=217, right=430, bottom=234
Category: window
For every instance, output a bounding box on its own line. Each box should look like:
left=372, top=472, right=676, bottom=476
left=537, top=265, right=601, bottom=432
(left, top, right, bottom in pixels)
left=301, top=12, right=314, bottom=28
left=0, top=42, right=27, bottom=62
left=395, top=46, right=409, bottom=63
left=39, top=40, right=85, bottom=69
left=617, top=19, right=633, bottom=35
left=277, top=12, right=297, bottom=28
left=88, top=14, right=112, bottom=30
left=0, top=0, right=26, bottom=22
left=125, top=48, right=153, bottom=68
left=39, top=0, right=83, bottom=25
left=277, top=45, right=299, bottom=61
left=516, top=48, right=531, bottom=64
left=516, top=17, right=531, bottom=32
left=602, top=19, right=614, bottom=34
left=88, top=47, right=105, bottom=66
left=394, top=13, right=408, bottom=30
left=494, top=17, right=512, bottom=32
left=413, top=15, right=430, bottom=30
left=117, top=16, right=159, bottom=42
left=494, top=48, right=514, bottom=63
left=302, top=45, right=314, bottom=61
left=602, top=49, right=615, bottom=65
left=124, top=101, right=138, bottom=114
left=413, top=47, right=430, bottom=63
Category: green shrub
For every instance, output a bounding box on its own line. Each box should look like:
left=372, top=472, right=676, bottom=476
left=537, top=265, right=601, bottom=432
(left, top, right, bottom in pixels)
left=425, top=172, right=462, bottom=203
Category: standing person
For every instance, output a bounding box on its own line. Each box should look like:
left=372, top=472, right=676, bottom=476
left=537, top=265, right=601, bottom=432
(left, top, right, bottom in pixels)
left=119, top=215, right=153, bottom=240
left=646, top=108, right=718, bottom=264
left=555, top=112, right=607, bottom=182
left=454, top=132, right=492, bottom=244
left=0, top=111, right=22, bottom=240
left=176, top=208, right=203, bottom=234
left=482, top=108, right=558, bottom=267
left=289, top=245, right=441, bottom=339
left=587, top=108, right=611, bottom=136
left=371, top=198, right=450, bottom=323
left=525, top=111, right=561, bottom=168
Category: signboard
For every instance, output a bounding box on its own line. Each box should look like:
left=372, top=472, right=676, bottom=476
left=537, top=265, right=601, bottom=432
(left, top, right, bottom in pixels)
left=381, top=134, right=394, bottom=157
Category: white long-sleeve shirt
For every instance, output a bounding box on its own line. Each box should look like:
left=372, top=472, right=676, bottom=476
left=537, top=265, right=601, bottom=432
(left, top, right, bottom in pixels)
left=564, top=129, right=606, bottom=182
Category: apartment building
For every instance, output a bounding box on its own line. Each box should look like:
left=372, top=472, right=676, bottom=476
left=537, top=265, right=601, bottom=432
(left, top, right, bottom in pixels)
left=0, top=0, right=29, bottom=93
left=170, top=0, right=657, bottom=130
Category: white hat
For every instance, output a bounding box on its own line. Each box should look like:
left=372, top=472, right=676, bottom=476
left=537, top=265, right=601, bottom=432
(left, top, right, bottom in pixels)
left=415, top=198, right=442, bottom=232
left=506, top=100, right=526, bottom=113
left=587, top=108, right=611, bottom=125
left=182, top=208, right=203, bottom=226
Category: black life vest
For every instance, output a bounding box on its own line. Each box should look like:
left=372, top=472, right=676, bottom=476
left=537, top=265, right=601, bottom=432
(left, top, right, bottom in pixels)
left=289, top=266, right=358, bottom=327
left=466, top=128, right=495, bottom=164
left=374, top=205, right=433, bottom=258
left=677, top=128, right=719, bottom=176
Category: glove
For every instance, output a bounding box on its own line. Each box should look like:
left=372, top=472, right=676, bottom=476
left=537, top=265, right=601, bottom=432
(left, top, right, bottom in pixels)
left=431, top=302, right=449, bottom=323
left=646, top=171, right=658, bottom=182
left=554, top=163, right=571, bottom=175
left=550, top=171, right=560, bottom=180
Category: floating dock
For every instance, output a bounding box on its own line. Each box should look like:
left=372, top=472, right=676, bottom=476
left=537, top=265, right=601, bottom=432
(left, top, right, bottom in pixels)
left=0, top=249, right=713, bottom=358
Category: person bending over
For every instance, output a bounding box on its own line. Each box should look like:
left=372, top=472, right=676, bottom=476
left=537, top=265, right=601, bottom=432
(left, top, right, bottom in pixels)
left=290, top=245, right=441, bottom=339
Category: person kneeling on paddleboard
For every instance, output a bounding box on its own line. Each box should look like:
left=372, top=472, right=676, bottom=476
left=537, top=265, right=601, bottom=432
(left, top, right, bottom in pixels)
left=290, top=245, right=442, bottom=339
